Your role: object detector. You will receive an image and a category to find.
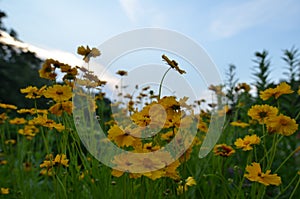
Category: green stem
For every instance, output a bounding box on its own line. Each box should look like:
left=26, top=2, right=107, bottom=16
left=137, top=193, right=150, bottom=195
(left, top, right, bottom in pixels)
left=158, top=67, right=171, bottom=100
left=262, top=124, right=268, bottom=168
left=295, top=111, right=300, bottom=120
left=274, top=174, right=298, bottom=199
left=275, top=147, right=298, bottom=173
left=289, top=175, right=300, bottom=199
left=266, top=133, right=279, bottom=170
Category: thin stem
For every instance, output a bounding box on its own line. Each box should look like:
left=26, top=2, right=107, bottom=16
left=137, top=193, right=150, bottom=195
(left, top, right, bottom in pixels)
left=275, top=147, right=298, bottom=173
left=158, top=67, right=171, bottom=100
left=289, top=175, right=300, bottom=199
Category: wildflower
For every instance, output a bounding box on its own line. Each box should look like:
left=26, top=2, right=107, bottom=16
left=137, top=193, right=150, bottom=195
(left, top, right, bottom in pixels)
left=198, top=119, right=208, bottom=132
left=0, top=113, right=8, bottom=123
left=0, top=103, right=17, bottom=110
left=244, top=162, right=281, bottom=186
left=18, top=125, right=39, bottom=138
left=214, top=144, right=235, bottom=157
left=0, top=160, right=8, bottom=165
left=28, top=114, right=65, bottom=132
left=60, top=64, right=78, bottom=81
left=17, top=108, right=48, bottom=115
left=54, top=154, right=69, bottom=167
left=77, top=46, right=101, bottom=62
left=39, top=58, right=59, bottom=80
left=9, top=117, right=27, bottom=125
left=116, top=70, right=128, bottom=76
left=177, top=177, right=197, bottom=194
left=162, top=54, right=186, bottom=74
left=1, top=188, right=9, bottom=195
left=234, top=134, right=260, bottom=151
left=20, top=85, right=46, bottom=99
left=43, top=84, right=72, bottom=102
left=260, top=82, right=294, bottom=101
left=235, top=83, right=251, bottom=92
left=49, top=101, right=73, bottom=116
left=266, top=114, right=298, bottom=136
left=40, top=160, right=54, bottom=168
left=40, top=168, right=55, bottom=176
left=230, top=121, right=250, bottom=128
left=107, top=125, right=141, bottom=147
left=248, top=105, right=278, bottom=124
left=4, top=139, right=16, bottom=145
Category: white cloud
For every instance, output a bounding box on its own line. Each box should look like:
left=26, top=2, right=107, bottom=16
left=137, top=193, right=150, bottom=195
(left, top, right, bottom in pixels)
left=119, top=0, right=167, bottom=26
left=0, top=30, right=118, bottom=91
left=209, top=0, right=295, bottom=39
left=119, top=0, right=141, bottom=23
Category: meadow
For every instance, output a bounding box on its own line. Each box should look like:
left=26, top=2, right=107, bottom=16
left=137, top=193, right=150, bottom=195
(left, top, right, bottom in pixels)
left=0, top=46, right=300, bottom=199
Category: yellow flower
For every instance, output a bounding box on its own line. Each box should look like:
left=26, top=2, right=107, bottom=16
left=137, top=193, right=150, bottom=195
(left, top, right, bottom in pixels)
left=17, top=108, right=48, bottom=115
left=160, top=160, right=181, bottom=180
left=43, top=84, right=72, bottom=102
left=230, top=121, right=250, bottom=128
left=39, top=59, right=59, bottom=80
left=260, top=82, right=293, bottom=101
left=40, top=168, right=55, bottom=176
left=214, top=144, right=236, bottom=157
left=0, top=103, right=17, bottom=110
left=266, top=114, right=298, bottom=136
left=29, top=114, right=65, bottom=132
left=234, top=134, right=260, bottom=151
left=77, top=46, right=101, bottom=62
left=1, top=187, right=9, bottom=195
left=244, top=162, right=281, bottom=186
left=20, top=85, right=46, bottom=99
left=235, top=83, right=251, bottom=92
left=54, top=154, right=69, bottom=167
left=18, top=124, right=39, bottom=138
left=162, top=54, right=186, bottom=74
left=4, top=139, right=16, bottom=145
left=248, top=105, right=278, bottom=124
left=198, top=119, right=208, bottom=132
left=40, top=160, right=54, bottom=168
left=9, top=117, right=27, bottom=125
left=49, top=101, right=73, bottom=116
left=108, top=125, right=141, bottom=147
left=0, top=113, right=8, bottom=123
left=0, top=160, right=8, bottom=165
left=177, top=176, right=197, bottom=195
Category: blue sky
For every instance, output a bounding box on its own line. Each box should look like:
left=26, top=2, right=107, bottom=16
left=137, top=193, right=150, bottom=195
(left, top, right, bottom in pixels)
left=1, top=0, right=300, bottom=86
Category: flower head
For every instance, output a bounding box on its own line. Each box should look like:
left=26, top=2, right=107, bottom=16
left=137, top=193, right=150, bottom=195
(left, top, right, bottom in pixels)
left=266, top=114, right=298, bottom=136
left=248, top=105, right=278, bottom=124
left=177, top=176, right=197, bottom=195
left=234, top=134, right=260, bottom=151
left=20, top=85, right=46, bottom=99
left=244, top=162, right=281, bottom=186
left=260, top=82, right=293, bottom=100
left=214, top=144, right=235, bottom=157
left=162, top=54, right=186, bottom=75
left=0, top=103, right=17, bottom=110
left=230, top=121, right=250, bottom=128
left=108, top=125, right=141, bottom=147
left=43, top=84, right=72, bottom=102
left=1, top=188, right=9, bottom=195
left=77, top=46, right=101, bottom=62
